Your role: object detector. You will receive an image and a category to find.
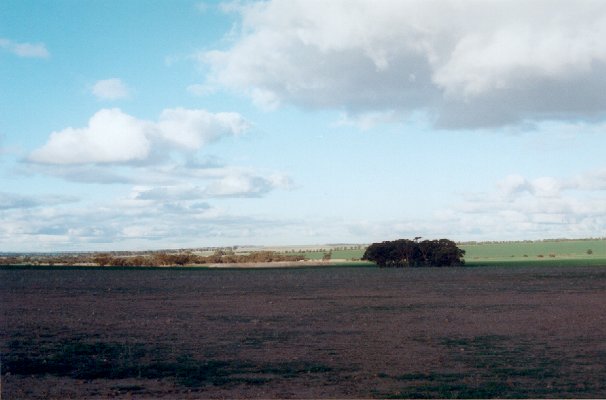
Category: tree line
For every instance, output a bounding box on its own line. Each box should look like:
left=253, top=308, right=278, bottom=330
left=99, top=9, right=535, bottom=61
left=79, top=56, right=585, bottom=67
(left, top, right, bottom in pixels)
left=92, top=250, right=306, bottom=266
left=0, top=250, right=305, bottom=267
left=362, top=238, right=465, bottom=267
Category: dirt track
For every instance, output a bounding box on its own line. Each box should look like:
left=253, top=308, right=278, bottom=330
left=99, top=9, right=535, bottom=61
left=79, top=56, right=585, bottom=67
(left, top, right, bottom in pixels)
left=2, top=266, right=606, bottom=398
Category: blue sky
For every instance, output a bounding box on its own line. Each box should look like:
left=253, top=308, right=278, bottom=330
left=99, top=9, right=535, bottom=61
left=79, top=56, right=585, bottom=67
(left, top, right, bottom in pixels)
left=1, top=0, right=605, bottom=251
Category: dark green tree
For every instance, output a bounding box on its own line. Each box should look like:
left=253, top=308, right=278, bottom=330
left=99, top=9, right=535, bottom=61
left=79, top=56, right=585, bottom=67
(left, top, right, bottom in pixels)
left=362, top=238, right=465, bottom=267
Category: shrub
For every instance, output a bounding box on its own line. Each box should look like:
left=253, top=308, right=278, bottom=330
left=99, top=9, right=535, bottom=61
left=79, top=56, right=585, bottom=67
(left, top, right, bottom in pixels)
left=94, top=254, right=112, bottom=266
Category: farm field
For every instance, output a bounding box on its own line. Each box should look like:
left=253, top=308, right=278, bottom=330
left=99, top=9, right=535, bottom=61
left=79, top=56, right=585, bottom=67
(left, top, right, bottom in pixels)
left=278, top=239, right=606, bottom=265
left=461, top=240, right=606, bottom=268
left=294, top=249, right=365, bottom=261
left=286, top=239, right=606, bottom=266
left=461, top=239, right=606, bottom=261
left=2, top=266, right=606, bottom=398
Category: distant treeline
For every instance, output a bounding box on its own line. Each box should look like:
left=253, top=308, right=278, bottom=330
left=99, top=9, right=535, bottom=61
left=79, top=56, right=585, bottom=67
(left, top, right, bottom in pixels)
left=0, top=250, right=305, bottom=267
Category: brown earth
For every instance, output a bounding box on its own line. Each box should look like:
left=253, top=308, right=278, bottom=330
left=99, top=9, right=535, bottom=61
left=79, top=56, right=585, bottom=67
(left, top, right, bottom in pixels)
left=206, top=261, right=333, bottom=268
left=1, top=265, right=606, bottom=399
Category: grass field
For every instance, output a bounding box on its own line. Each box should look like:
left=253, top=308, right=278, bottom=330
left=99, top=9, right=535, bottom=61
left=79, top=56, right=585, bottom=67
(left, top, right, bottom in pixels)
left=291, top=249, right=366, bottom=261
left=331, top=249, right=365, bottom=260
left=300, top=251, right=326, bottom=260
left=461, top=239, right=606, bottom=259
left=461, top=239, right=606, bottom=267
left=289, top=239, right=606, bottom=266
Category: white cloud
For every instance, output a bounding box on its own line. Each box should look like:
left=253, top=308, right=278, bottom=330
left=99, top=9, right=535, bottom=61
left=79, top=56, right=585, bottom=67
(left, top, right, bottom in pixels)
left=29, top=109, right=152, bottom=164
left=204, top=173, right=274, bottom=197
left=156, top=108, right=249, bottom=150
left=201, top=0, right=606, bottom=128
left=0, top=193, right=300, bottom=251
left=498, top=175, right=532, bottom=197
left=0, top=38, right=49, bottom=58
left=497, top=175, right=562, bottom=198
left=531, top=177, right=562, bottom=198
left=436, top=169, right=606, bottom=240
left=131, top=173, right=276, bottom=200
left=28, top=108, right=249, bottom=165
left=92, top=78, right=131, bottom=100
left=5, top=165, right=602, bottom=250
left=574, top=169, right=606, bottom=191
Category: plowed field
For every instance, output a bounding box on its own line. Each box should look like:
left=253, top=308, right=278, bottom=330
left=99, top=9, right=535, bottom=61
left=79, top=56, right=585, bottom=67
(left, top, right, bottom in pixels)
left=2, top=266, right=606, bottom=398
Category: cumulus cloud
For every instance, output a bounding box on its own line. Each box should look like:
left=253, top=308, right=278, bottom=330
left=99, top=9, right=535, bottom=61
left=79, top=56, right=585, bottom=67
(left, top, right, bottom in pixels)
left=28, top=108, right=249, bottom=165
left=92, top=78, right=131, bottom=100
left=201, top=0, right=606, bottom=128
left=0, top=38, right=50, bottom=58
left=24, top=108, right=289, bottom=207
left=29, top=109, right=152, bottom=164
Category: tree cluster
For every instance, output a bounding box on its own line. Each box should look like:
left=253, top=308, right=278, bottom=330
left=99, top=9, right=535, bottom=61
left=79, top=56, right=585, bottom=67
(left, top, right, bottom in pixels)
left=362, top=238, right=465, bottom=267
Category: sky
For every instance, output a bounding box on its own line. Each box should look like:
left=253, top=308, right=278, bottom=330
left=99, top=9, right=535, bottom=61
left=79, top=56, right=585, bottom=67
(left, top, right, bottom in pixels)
left=1, top=0, right=605, bottom=252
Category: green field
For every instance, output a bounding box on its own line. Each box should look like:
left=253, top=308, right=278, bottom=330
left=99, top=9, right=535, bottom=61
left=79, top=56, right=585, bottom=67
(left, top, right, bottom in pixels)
left=293, top=239, right=606, bottom=266
left=461, top=239, right=606, bottom=263
left=293, top=249, right=366, bottom=260
left=295, top=251, right=325, bottom=260
left=330, top=249, right=365, bottom=260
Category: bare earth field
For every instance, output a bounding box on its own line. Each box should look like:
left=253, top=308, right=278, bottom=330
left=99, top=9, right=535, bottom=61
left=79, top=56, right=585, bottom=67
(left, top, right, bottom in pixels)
left=2, top=266, right=606, bottom=399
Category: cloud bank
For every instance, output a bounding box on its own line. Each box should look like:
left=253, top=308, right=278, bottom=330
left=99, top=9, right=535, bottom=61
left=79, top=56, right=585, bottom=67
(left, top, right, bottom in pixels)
left=203, top=0, right=606, bottom=128
left=436, top=170, right=606, bottom=240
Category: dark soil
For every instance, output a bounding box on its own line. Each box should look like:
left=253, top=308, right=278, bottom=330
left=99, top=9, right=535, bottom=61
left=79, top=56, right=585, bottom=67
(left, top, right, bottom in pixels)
left=2, top=266, right=606, bottom=398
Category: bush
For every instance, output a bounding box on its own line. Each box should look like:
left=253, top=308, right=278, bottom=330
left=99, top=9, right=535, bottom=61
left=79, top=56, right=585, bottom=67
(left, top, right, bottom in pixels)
left=94, top=254, right=112, bottom=266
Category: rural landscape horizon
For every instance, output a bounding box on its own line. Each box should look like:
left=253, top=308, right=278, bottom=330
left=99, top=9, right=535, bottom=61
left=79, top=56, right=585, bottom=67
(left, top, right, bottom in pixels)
left=2, top=237, right=606, bottom=269
left=2, top=0, right=606, bottom=252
